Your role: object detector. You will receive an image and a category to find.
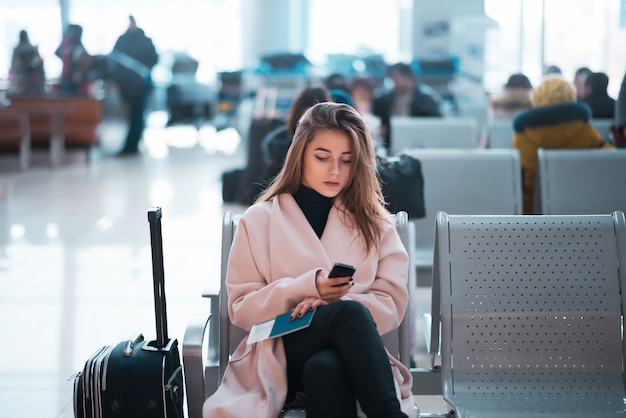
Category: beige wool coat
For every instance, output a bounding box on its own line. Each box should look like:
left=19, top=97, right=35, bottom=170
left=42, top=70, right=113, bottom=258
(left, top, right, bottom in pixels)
left=203, top=193, right=414, bottom=417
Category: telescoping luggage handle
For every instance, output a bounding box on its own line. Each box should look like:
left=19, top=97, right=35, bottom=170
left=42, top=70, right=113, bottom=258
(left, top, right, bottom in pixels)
left=148, top=207, right=169, bottom=349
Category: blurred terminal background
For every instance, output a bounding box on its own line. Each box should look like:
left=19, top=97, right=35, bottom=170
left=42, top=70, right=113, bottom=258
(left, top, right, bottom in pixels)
left=2, top=0, right=626, bottom=123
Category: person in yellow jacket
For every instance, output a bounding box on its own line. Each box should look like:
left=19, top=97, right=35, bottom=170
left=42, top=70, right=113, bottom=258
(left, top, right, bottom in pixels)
left=512, top=76, right=614, bottom=214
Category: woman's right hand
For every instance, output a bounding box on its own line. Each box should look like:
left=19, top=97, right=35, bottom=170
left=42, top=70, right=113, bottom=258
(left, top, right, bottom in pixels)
left=315, top=268, right=353, bottom=301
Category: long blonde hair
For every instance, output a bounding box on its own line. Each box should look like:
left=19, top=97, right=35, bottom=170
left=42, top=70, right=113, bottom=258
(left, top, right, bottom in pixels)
left=257, top=102, right=390, bottom=251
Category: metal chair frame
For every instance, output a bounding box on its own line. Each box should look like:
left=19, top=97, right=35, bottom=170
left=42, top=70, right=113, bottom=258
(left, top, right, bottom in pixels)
left=431, top=211, right=626, bottom=418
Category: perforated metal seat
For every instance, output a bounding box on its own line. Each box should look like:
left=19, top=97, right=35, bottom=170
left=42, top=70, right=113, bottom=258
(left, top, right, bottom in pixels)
left=433, top=211, right=626, bottom=418
left=486, top=118, right=515, bottom=149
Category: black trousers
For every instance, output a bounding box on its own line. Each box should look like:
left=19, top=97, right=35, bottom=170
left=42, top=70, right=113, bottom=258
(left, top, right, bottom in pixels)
left=282, top=300, right=407, bottom=418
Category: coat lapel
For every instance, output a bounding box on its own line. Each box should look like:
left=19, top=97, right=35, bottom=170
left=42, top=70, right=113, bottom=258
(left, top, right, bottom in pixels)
left=266, top=195, right=364, bottom=281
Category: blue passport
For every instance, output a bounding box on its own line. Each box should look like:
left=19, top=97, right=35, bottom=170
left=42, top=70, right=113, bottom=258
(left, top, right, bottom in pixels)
left=248, top=308, right=316, bottom=344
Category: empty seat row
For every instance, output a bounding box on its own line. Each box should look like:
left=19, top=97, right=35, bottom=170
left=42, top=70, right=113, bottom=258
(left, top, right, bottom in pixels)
left=389, top=116, right=616, bottom=153
left=403, top=148, right=626, bottom=283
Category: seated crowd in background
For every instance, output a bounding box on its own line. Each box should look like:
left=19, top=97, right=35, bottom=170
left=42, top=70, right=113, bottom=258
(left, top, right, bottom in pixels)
left=5, top=25, right=626, bottom=159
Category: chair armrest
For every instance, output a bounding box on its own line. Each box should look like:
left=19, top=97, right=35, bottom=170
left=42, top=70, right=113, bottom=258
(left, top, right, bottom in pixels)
left=182, top=293, right=219, bottom=418
left=429, top=226, right=441, bottom=369
left=201, top=293, right=219, bottom=366
left=183, top=312, right=211, bottom=418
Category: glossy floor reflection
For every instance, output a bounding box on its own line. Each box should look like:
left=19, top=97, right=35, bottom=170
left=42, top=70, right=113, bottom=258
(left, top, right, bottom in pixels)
left=0, top=115, right=247, bottom=418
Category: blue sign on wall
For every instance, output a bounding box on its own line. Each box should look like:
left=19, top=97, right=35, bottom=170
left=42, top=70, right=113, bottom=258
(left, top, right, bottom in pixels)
left=622, top=0, right=626, bottom=27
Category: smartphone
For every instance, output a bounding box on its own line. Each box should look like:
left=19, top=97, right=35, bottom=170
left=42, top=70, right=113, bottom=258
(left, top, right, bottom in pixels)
left=328, top=262, right=356, bottom=278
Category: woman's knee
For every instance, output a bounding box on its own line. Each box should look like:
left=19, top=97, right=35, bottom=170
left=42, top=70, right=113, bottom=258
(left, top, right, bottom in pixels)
left=303, top=348, right=344, bottom=378
left=302, top=350, right=357, bottom=416
left=303, top=349, right=354, bottom=400
left=334, top=300, right=373, bottom=321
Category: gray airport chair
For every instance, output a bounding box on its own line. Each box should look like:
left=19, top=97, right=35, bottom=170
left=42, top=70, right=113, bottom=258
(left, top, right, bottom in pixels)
left=591, top=118, right=613, bottom=143
left=486, top=118, right=515, bottom=149
left=182, top=211, right=420, bottom=418
left=534, top=148, right=626, bottom=215
left=390, top=116, right=478, bottom=155
left=432, top=211, right=626, bottom=418
left=403, top=148, right=523, bottom=282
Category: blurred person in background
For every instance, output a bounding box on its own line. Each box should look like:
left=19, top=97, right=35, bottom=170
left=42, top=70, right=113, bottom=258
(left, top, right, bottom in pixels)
left=544, top=64, right=563, bottom=77
left=610, top=70, right=626, bottom=148
left=110, top=15, right=159, bottom=156
left=350, top=76, right=375, bottom=116
left=246, top=86, right=332, bottom=204
left=55, top=24, right=91, bottom=95
left=7, top=29, right=46, bottom=96
left=489, top=73, right=533, bottom=119
left=373, top=62, right=442, bottom=152
left=580, top=72, right=615, bottom=119
left=573, top=66, right=592, bottom=102
left=350, top=75, right=380, bottom=135
left=324, top=72, right=353, bottom=106
left=513, top=76, right=613, bottom=214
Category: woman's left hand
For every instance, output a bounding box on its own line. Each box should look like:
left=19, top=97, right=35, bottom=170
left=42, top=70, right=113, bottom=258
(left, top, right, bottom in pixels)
left=290, top=297, right=327, bottom=320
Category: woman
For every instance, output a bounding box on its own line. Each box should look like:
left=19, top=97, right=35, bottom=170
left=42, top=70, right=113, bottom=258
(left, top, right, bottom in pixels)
left=203, top=102, right=413, bottom=417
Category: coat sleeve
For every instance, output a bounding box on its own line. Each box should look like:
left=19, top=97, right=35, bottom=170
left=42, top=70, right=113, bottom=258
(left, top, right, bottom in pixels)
left=226, top=212, right=322, bottom=331
left=343, top=222, right=409, bottom=336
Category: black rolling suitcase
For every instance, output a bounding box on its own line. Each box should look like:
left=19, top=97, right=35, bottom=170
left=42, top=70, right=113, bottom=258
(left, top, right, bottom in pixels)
left=73, top=207, right=184, bottom=418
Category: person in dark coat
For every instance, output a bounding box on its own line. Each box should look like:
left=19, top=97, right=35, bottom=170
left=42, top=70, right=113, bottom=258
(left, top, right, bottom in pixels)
left=111, top=15, right=159, bottom=155
left=372, top=62, right=442, bottom=151
left=611, top=70, right=626, bottom=147
left=580, top=72, right=615, bottom=119
left=246, top=87, right=332, bottom=204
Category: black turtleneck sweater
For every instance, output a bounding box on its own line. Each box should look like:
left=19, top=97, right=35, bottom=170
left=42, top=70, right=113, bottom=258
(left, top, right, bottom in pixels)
left=292, top=186, right=334, bottom=238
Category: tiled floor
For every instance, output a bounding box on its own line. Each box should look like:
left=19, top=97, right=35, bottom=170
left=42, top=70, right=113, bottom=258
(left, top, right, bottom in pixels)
left=0, top=111, right=449, bottom=417
left=0, top=113, right=248, bottom=418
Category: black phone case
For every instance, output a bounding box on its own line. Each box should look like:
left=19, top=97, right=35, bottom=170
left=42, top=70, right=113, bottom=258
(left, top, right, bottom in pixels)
left=328, top=262, right=356, bottom=278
